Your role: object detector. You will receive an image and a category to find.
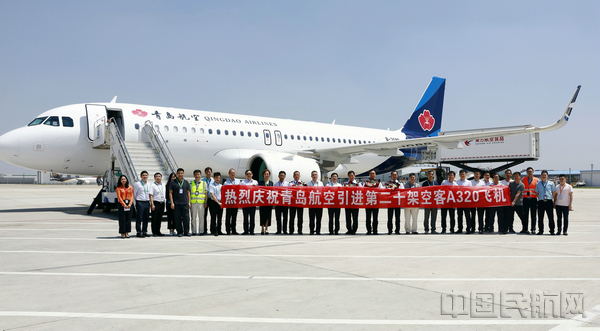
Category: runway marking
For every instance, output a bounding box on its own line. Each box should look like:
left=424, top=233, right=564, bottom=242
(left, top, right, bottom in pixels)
left=1, top=237, right=600, bottom=245
left=0, top=311, right=583, bottom=325
left=0, top=250, right=599, bottom=259
left=1, top=271, right=600, bottom=282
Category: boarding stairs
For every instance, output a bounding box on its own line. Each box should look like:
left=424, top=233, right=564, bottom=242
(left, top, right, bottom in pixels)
left=87, top=120, right=179, bottom=214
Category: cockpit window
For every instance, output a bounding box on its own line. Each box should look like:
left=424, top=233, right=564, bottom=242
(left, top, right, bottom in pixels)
left=28, top=117, right=47, bottom=126
left=62, top=117, right=74, bottom=127
left=43, top=116, right=60, bottom=127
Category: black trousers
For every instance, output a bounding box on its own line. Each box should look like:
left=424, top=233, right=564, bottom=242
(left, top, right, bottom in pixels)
left=174, top=203, right=190, bottom=235
left=486, top=207, right=504, bottom=232
left=275, top=206, right=289, bottom=233
left=556, top=205, right=569, bottom=233
left=259, top=206, right=272, bottom=227
left=242, top=207, right=256, bottom=234
left=456, top=208, right=469, bottom=232
left=424, top=208, right=438, bottom=232
left=135, top=201, right=150, bottom=234
left=523, top=198, right=538, bottom=232
left=387, top=208, right=401, bottom=233
left=470, top=207, right=486, bottom=232
left=441, top=208, right=455, bottom=231
left=151, top=201, right=165, bottom=235
left=289, top=207, right=304, bottom=234
left=166, top=202, right=175, bottom=230
left=209, top=200, right=223, bottom=234
left=537, top=200, right=555, bottom=234
left=345, top=208, right=359, bottom=234
left=309, top=208, right=323, bottom=234
left=466, top=208, right=477, bottom=233
left=328, top=208, right=341, bottom=234
left=118, top=205, right=132, bottom=234
left=365, top=208, right=379, bottom=233
left=225, top=208, right=238, bottom=234
left=511, top=205, right=526, bottom=232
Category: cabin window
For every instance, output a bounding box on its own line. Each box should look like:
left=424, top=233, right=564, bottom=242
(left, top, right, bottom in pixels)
left=255, top=132, right=259, bottom=137
left=309, top=136, right=313, bottom=141
left=327, top=138, right=330, bottom=142
left=290, top=135, right=294, bottom=140
left=284, top=134, right=288, bottom=139
left=297, top=135, right=300, bottom=140
left=173, top=126, right=179, bottom=133
left=62, top=117, right=74, bottom=127
left=199, top=128, right=205, bottom=134
left=353, top=140, right=357, bottom=144
left=164, top=126, right=169, bottom=132
left=233, top=130, right=236, bottom=136
left=154, top=125, right=159, bottom=131
left=28, top=117, right=47, bottom=126
left=191, top=127, right=196, bottom=134
left=208, top=129, right=213, bottom=134
left=343, top=139, right=347, bottom=143
left=182, top=127, right=187, bottom=133
left=338, top=138, right=341, bottom=143
left=225, top=130, right=229, bottom=135
left=303, top=136, right=307, bottom=141
left=321, top=137, right=324, bottom=142
left=248, top=131, right=251, bottom=137
left=217, top=129, right=221, bottom=135
left=43, top=116, right=60, bottom=127
left=240, top=131, right=244, bottom=137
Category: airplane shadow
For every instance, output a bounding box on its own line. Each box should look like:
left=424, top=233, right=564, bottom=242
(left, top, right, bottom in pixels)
left=0, top=206, right=119, bottom=221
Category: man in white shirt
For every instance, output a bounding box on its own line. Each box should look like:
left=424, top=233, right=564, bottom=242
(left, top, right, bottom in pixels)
left=364, top=170, right=384, bottom=235
left=289, top=170, right=305, bottom=235
left=500, top=169, right=514, bottom=232
left=440, top=171, right=458, bottom=234
left=455, top=170, right=472, bottom=234
left=241, top=170, right=258, bottom=235
left=202, top=167, right=213, bottom=234
left=403, top=173, right=419, bottom=234
left=553, top=174, right=573, bottom=235
left=500, top=169, right=513, bottom=186
left=149, top=172, right=166, bottom=237
left=134, top=171, right=151, bottom=238
left=326, top=173, right=342, bottom=235
left=487, top=173, right=505, bottom=233
left=470, top=170, right=485, bottom=234
left=308, top=170, right=324, bottom=235
left=224, top=168, right=240, bottom=235
left=387, top=170, right=404, bottom=235
left=343, top=170, right=362, bottom=234
left=274, top=171, right=289, bottom=234
left=209, top=172, right=223, bottom=236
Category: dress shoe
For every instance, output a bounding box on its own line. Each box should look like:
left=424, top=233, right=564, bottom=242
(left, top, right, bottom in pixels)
left=298, top=231, right=303, bottom=235
left=431, top=230, right=439, bottom=234
left=441, top=229, right=447, bottom=234
left=509, top=229, right=516, bottom=234
left=372, top=232, right=378, bottom=235
left=198, top=233, right=204, bottom=236
left=406, top=231, right=410, bottom=234
left=536, top=232, right=543, bottom=235
left=345, top=231, right=352, bottom=235
left=275, top=231, right=282, bottom=235
left=563, top=232, right=568, bottom=236
left=388, top=231, right=392, bottom=235
left=366, top=231, right=372, bottom=235
left=186, top=233, right=191, bottom=237
left=232, top=232, right=239, bottom=235
left=550, top=232, right=555, bottom=236
left=412, top=231, right=418, bottom=234
left=136, top=233, right=144, bottom=238
left=178, top=234, right=183, bottom=237
left=424, top=230, right=429, bottom=234
left=241, top=232, right=248, bottom=235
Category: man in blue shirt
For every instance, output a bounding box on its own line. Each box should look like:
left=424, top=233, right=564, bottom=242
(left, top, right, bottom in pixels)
left=534, top=170, right=556, bottom=235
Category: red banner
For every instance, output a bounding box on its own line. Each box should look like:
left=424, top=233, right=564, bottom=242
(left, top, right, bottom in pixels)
left=221, top=186, right=510, bottom=209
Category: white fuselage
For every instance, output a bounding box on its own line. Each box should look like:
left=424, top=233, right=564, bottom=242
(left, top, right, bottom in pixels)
left=0, top=102, right=411, bottom=181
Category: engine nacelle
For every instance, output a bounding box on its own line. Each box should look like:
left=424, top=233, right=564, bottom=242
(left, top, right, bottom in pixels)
left=247, top=152, right=320, bottom=183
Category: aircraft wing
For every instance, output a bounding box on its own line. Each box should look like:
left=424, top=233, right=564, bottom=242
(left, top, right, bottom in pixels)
left=305, top=85, right=580, bottom=160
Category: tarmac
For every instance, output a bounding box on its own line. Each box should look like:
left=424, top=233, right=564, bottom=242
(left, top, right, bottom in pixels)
left=0, top=184, right=599, bottom=330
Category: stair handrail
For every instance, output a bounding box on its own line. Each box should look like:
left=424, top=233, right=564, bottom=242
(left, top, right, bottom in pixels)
left=142, top=120, right=179, bottom=175
left=108, top=118, right=139, bottom=183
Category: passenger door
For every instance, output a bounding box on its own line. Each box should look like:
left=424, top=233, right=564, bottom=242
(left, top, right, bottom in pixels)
left=86, top=104, right=107, bottom=141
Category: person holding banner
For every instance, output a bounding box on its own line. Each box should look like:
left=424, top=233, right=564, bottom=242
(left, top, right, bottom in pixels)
left=470, top=170, right=486, bottom=234
left=387, top=170, right=404, bottom=235
left=364, top=170, right=384, bottom=235
left=535, top=170, right=556, bottom=235
left=487, top=173, right=505, bottom=233
left=224, top=168, right=240, bottom=235
left=344, top=170, right=362, bottom=235
left=455, top=170, right=472, bottom=234
left=422, top=170, right=439, bottom=234
left=440, top=171, right=458, bottom=234
left=308, top=170, right=324, bottom=235
left=289, top=171, right=305, bottom=235
left=482, top=171, right=494, bottom=233
left=241, top=170, right=258, bottom=235
left=274, top=171, right=289, bottom=235
left=403, top=173, right=419, bottom=234
left=209, top=172, right=224, bottom=236
left=259, top=169, right=274, bottom=235
left=326, top=173, right=342, bottom=235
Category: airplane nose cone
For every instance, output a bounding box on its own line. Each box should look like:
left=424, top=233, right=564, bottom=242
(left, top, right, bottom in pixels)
left=0, top=130, right=20, bottom=165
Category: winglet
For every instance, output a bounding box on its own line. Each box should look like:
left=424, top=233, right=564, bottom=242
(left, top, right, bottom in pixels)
left=532, top=85, right=580, bottom=133
left=110, top=96, right=117, bottom=104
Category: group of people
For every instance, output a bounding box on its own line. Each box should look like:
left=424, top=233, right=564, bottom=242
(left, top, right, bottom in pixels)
left=115, top=166, right=573, bottom=238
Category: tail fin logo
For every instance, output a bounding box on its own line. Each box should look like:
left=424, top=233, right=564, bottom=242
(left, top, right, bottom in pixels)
left=418, top=109, right=435, bottom=131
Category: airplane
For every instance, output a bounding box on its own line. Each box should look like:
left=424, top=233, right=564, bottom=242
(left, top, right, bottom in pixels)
left=50, top=173, right=101, bottom=185
left=0, top=77, right=580, bottom=184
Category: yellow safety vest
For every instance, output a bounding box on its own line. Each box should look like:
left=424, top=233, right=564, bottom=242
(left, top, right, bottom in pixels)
left=190, top=181, right=206, bottom=204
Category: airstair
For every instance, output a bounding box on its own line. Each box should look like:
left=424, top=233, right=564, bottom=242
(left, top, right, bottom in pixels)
left=87, top=120, right=178, bottom=213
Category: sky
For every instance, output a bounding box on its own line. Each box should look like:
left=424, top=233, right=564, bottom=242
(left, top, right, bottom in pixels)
left=0, top=0, right=598, bottom=174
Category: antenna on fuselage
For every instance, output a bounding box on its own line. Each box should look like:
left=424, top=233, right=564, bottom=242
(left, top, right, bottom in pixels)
left=332, top=120, right=336, bottom=125
left=110, top=96, right=117, bottom=104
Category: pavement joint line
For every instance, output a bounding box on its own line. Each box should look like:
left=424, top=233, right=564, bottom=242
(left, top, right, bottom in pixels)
left=0, top=250, right=599, bottom=258
left=0, top=311, right=584, bottom=325
left=1, top=271, right=600, bottom=282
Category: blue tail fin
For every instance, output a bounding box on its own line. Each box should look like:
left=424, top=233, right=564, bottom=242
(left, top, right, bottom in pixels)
left=401, top=76, right=446, bottom=138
